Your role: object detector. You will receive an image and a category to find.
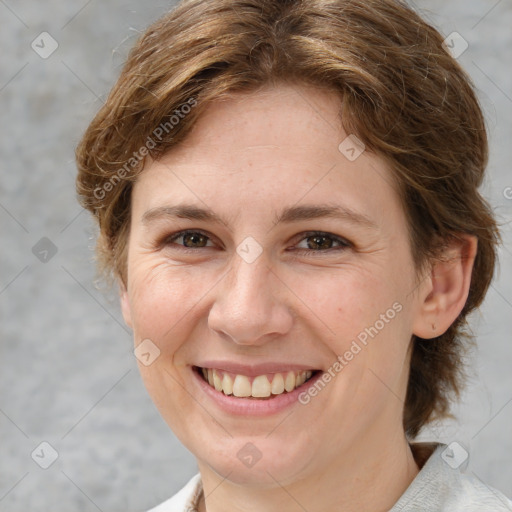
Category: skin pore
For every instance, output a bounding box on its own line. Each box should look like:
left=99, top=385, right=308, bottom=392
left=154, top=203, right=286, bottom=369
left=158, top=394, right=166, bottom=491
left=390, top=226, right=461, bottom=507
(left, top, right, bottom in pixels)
left=119, top=83, right=476, bottom=512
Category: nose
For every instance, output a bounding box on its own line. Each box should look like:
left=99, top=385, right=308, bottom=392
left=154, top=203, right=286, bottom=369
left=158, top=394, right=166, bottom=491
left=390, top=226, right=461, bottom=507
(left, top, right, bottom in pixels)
left=207, top=254, right=293, bottom=346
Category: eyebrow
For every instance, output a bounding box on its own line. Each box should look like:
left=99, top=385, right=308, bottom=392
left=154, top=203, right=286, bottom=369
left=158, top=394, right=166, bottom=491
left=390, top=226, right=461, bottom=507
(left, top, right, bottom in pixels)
left=141, top=203, right=377, bottom=229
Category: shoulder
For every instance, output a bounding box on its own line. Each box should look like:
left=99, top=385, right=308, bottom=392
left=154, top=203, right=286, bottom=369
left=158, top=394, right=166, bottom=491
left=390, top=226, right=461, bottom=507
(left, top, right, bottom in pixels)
left=146, top=473, right=202, bottom=512
left=391, top=443, right=512, bottom=512
left=449, top=472, right=512, bottom=511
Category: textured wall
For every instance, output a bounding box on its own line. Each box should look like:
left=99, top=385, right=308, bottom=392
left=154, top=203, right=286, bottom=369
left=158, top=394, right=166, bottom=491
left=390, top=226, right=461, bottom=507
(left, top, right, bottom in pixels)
left=1, top=1, right=511, bottom=510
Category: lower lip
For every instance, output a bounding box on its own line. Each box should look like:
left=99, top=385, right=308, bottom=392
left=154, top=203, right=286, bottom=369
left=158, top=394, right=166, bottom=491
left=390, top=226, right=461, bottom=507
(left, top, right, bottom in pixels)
left=191, top=367, right=323, bottom=417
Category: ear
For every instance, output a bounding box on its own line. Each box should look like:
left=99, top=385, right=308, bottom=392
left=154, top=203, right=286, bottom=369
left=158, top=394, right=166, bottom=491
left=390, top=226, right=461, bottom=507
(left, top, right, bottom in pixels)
left=118, top=278, right=133, bottom=329
left=412, top=234, right=477, bottom=339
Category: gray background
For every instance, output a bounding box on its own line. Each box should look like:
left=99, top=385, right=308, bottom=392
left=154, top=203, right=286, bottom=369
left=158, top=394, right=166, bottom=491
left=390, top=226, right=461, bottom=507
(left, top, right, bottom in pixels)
left=0, top=1, right=511, bottom=510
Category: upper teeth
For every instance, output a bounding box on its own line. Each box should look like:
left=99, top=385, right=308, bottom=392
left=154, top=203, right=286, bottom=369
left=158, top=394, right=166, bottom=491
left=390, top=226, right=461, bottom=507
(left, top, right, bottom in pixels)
left=202, top=368, right=313, bottom=398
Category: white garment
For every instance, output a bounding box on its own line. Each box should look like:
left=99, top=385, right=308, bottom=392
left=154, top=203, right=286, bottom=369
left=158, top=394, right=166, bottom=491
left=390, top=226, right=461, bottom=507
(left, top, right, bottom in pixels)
left=147, top=473, right=203, bottom=512
left=147, top=443, right=512, bottom=511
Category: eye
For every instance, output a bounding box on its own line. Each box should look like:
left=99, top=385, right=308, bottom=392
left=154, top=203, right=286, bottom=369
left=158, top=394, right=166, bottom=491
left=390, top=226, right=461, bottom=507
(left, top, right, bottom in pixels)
left=164, top=230, right=215, bottom=249
left=292, top=231, right=351, bottom=254
left=161, top=229, right=351, bottom=254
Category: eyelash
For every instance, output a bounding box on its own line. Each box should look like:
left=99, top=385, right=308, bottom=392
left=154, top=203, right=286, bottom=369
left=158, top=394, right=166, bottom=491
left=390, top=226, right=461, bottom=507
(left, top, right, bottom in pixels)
left=162, top=229, right=352, bottom=255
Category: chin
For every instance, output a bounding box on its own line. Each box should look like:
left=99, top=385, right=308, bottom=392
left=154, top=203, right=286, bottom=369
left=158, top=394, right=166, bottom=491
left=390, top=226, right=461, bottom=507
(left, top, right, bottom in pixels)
left=193, top=432, right=317, bottom=487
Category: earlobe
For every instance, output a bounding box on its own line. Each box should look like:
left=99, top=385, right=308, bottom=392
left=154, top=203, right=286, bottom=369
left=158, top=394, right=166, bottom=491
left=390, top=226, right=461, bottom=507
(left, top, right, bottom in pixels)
left=412, top=235, right=478, bottom=339
left=118, top=278, right=133, bottom=329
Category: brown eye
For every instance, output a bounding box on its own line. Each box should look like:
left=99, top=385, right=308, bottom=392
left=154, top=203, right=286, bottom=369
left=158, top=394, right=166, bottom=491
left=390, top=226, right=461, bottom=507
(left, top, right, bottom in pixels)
left=307, top=234, right=335, bottom=250
left=294, top=231, right=351, bottom=253
left=165, top=230, right=214, bottom=249
left=181, top=232, right=209, bottom=248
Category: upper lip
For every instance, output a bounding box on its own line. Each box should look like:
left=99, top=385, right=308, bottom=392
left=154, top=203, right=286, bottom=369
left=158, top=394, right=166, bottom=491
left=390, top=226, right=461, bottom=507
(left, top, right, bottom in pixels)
left=194, top=361, right=319, bottom=377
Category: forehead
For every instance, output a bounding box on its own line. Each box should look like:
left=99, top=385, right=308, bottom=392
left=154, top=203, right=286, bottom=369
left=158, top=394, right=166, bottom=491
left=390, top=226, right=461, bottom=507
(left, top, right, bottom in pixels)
left=175, top=83, right=343, bottom=152
left=132, top=84, right=403, bottom=231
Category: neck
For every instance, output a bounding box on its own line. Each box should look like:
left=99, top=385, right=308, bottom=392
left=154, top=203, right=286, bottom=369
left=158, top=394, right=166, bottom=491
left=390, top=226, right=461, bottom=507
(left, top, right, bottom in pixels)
left=197, top=433, right=420, bottom=512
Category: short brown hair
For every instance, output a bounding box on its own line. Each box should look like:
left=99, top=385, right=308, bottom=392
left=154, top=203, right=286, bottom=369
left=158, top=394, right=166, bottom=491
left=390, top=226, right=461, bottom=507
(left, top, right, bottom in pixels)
left=75, top=0, right=500, bottom=438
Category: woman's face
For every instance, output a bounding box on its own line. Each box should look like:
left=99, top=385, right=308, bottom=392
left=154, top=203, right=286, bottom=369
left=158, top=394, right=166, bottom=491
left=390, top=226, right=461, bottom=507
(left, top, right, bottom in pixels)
left=121, top=84, right=428, bottom=485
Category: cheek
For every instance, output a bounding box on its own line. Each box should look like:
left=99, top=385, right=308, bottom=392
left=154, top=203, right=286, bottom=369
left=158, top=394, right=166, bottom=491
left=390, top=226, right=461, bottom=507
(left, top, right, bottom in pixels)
left=127, top=261, right=217, bottom=349
left=293, top=267, right=412, bottom=384
left=127, top=263, right=214, bottom=418
left=290, top=267, right=396, bottom=343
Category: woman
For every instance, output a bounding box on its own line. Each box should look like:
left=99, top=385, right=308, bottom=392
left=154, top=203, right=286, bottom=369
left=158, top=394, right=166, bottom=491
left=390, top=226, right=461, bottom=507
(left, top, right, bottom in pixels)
left=75, top=0, right=511, bottom=510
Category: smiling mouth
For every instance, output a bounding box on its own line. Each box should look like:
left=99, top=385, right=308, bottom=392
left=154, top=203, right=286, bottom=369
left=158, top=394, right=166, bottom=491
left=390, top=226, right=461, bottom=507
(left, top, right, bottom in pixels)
left=194, top=366, right=320, bottom=399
